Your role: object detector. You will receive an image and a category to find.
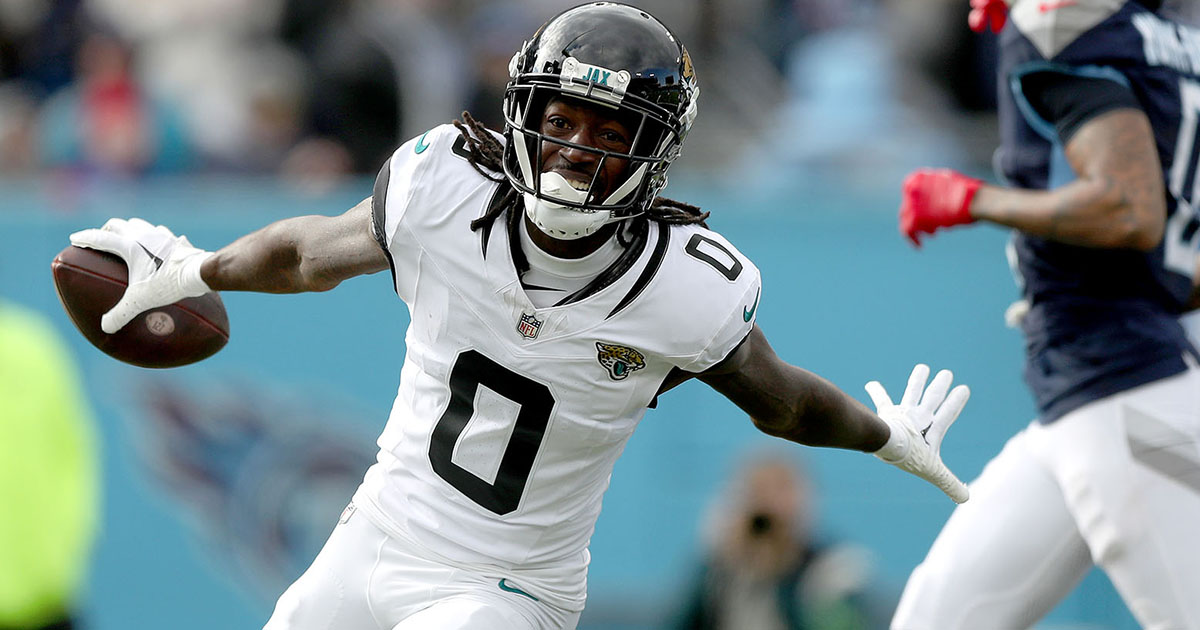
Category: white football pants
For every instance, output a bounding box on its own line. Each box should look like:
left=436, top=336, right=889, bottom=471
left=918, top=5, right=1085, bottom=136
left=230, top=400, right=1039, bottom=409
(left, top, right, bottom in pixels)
left=262, top=505, right=582, bottom=630
left=892, top=359, right=1200, bottom=630
left=1182, top=309, right=1200, bottom=349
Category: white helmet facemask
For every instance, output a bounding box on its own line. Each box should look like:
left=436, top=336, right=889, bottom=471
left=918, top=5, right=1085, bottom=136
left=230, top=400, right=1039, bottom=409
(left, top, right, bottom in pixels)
left=510, top=101, right=653, bottom=240
left=522, top=172, right=612, bottom=240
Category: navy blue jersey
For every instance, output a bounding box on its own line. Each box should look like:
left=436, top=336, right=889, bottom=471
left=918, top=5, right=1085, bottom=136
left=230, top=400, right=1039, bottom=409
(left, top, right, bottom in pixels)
left=997, top=0, right=1200, bottom=422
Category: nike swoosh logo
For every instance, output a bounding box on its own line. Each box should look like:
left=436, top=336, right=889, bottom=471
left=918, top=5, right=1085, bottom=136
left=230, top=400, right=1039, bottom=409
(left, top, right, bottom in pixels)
left=743, top=287, right=760, bottom=322
left=414, top=131, right=431, bottom=154
left=498, top=578, right=539, bottom=601
left=138, top=243, right=164, bottom=270
left=1038, top=0, right=1076, bottom=12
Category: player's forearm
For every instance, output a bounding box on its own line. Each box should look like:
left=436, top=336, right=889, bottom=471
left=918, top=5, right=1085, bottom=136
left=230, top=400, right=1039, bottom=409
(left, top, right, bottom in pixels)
left=973, top=109, right=1165, bottom=251
left=970, top=178, right=1162, bottom=250
left=746, top=366, right=889, bottom=452
left=202, top=216, right=337, bottom=294
left=201, top=199, right=384, bottom=294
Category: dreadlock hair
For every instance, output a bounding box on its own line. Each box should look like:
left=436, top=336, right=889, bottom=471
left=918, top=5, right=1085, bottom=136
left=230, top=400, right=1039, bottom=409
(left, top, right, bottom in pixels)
left=452, top=111, right=711, bottom=236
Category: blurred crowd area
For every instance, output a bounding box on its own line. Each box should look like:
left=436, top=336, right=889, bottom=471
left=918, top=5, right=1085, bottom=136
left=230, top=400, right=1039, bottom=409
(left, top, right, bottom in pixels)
left=0, top=0, right=1003, bottom=188
left=12, top=0, right=1195, bottom=194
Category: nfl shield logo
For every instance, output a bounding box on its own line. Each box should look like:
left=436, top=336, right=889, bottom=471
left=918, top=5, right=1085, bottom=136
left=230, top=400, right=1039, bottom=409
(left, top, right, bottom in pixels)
left=517, top=313, right=543, bottom=339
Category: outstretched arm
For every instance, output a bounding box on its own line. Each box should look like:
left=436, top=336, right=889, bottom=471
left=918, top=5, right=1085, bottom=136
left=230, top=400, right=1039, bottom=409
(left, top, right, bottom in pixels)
left=695, top=326, right=970, bottom=502
left=698, top=327, right=888, bottom=451
left=69, top=198, right=390, bottom=333
left=203, top=198, right=389, bottom=293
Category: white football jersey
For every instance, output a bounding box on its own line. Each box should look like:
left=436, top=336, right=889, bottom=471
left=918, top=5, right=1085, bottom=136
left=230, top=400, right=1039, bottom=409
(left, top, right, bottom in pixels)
left=353, top=124, right=761, bottom=609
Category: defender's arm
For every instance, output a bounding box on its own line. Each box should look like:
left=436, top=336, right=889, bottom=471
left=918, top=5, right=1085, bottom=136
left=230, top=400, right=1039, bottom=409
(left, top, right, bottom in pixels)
left=970, top=108, right=1165, bottom=251
left=901, top=75, right=1166, bottom=251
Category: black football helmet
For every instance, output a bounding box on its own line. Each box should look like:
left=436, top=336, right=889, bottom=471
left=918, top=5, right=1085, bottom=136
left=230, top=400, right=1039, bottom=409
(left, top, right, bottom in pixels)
left=502, top=2, right=699, bottom=226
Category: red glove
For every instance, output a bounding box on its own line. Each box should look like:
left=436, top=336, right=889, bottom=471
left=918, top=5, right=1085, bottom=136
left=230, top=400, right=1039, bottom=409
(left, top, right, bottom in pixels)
left=968, top=0, right=1009, bottom=33
left=899, top=168, right=982, bottom=247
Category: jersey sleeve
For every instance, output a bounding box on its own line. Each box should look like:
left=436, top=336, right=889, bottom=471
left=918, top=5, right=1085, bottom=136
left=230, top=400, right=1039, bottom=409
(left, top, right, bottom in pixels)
left=671, top=229, right=763, bottom=373
left=1020, top=72, right=1141, bottom=143
left=685, top=278, right=760, bottom=372
left=371, top=129, right=439, bottom=254
left=368, top=125, right=472, bottom=302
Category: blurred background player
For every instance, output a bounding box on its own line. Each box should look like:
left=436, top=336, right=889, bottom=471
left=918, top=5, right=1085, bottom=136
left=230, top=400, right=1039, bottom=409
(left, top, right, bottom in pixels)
left=672, top=451, right=882, bottom=630
left=894, top=0, right=1200, bottom=628
left=66, top=3, right=974, bottom=629
left=0, top=297, right=100, bottom=630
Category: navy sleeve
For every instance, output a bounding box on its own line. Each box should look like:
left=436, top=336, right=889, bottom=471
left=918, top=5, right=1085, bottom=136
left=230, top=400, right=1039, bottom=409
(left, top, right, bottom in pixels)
left=1021, top=72, right=1142, bottom=143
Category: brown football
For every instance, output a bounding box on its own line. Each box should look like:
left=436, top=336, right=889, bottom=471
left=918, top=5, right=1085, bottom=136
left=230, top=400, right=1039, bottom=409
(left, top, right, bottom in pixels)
left=51, top=245, right=229, bottom=368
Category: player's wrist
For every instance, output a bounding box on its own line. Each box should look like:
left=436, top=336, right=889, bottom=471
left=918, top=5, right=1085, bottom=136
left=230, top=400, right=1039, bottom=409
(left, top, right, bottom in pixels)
left=872, top=410, right=912, bottom=464
left=178, top=250, right=214, bottom=296
left=956, top=176, right=983, bottom=224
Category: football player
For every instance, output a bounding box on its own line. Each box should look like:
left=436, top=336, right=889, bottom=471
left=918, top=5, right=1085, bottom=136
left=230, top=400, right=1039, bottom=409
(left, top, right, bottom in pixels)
left=68, top=4, right=972, bottom=629
left=895, top=1, right=1200, bottom=628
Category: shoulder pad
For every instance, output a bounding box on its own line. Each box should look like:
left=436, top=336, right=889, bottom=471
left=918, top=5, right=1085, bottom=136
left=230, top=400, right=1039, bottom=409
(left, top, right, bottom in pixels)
left=1008, top=0, right=1123, bottom=59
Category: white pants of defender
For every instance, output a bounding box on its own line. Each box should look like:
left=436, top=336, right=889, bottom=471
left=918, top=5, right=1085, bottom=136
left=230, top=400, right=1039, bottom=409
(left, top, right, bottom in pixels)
left=892, top=360, right=1200, bottom=630
left=262, top=507, right=582, bottom=630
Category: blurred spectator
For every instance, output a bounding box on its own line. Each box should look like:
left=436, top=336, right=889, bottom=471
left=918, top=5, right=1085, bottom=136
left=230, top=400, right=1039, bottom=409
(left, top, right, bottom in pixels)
left=460, top=1, right=542, bottom=132
left=36, top=30, right=193, bottom=175
left=87, top=0, right=307, bottom=172
left=884, top=0, right=999, bottom=167
left=296, top=0, right=402, bottom=175
left=0, top=299, right=100, bottom=630
left=0, top=82, right=39, bottom=172
left=0, top=0, right=86, bottom=95
left=672, top=453, right=882, bottom=630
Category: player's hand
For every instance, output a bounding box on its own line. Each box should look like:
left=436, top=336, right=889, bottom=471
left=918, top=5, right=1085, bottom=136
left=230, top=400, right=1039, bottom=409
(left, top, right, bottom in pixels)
left=69, top=218, right=213, bottom=334
left=899, top=168, right=982, bottom=247
left=968, top=0, right=1008, bottom=33
left=865, top=364, right=971, bottom=503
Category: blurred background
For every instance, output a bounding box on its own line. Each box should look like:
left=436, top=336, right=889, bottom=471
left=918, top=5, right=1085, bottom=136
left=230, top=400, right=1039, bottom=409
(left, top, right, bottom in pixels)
left=2, top=0, right=1188, bottom=628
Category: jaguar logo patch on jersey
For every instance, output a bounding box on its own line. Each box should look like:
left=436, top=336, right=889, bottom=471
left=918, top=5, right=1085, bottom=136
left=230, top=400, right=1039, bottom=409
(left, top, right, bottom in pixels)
left=517, top=312, right=543, bottom=339
left=596, top=342, right=645, bottom=381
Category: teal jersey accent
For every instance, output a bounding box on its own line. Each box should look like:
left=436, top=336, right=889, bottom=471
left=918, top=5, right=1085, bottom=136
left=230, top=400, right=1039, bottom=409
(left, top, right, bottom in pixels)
left=497, top=579, right=539, bottom=601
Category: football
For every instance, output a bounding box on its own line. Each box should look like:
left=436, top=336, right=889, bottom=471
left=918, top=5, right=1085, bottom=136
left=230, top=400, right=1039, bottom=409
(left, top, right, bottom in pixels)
left=51, top=245, right=229, bottom=368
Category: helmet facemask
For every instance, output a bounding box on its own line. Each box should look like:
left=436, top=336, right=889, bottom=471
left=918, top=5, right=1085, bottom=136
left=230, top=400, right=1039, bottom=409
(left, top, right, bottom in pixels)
left=503, top=81, right=679, bottom=238
left=499, top=3, right=699, bottom=240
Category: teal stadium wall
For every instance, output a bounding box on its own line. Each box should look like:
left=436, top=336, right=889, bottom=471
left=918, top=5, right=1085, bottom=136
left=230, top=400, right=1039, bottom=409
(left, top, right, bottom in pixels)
left=0, top=177, right=1138, bottom=629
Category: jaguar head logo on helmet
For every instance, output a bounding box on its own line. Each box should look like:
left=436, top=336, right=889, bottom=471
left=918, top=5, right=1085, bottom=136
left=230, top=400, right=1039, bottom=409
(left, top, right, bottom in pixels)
left=501, top=2, right=700, bottom=240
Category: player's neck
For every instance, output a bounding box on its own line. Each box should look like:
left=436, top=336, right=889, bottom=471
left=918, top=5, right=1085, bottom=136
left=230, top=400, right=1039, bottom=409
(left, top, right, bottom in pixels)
left=519, top=219, right=622, bottom=278
left=522, top=214, right=619, bottom=259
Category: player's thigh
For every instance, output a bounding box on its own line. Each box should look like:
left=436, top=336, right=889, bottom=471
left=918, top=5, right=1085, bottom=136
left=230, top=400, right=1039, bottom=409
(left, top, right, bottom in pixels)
left=264, top=507, right=385, bottom=630
left=391, top=594, right=580, bottom=630
left=1039, top=367, right=1200, bottom=629
left=1034, top=367, right=1200, bottom=563
left=891, top=425, right=1091, bottom=630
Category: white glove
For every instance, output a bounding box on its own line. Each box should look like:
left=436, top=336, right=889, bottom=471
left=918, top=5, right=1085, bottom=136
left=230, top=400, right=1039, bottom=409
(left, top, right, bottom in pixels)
left=69, top=217, right=214, bottom=334
left=865, top=364, right=971, bottom=503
